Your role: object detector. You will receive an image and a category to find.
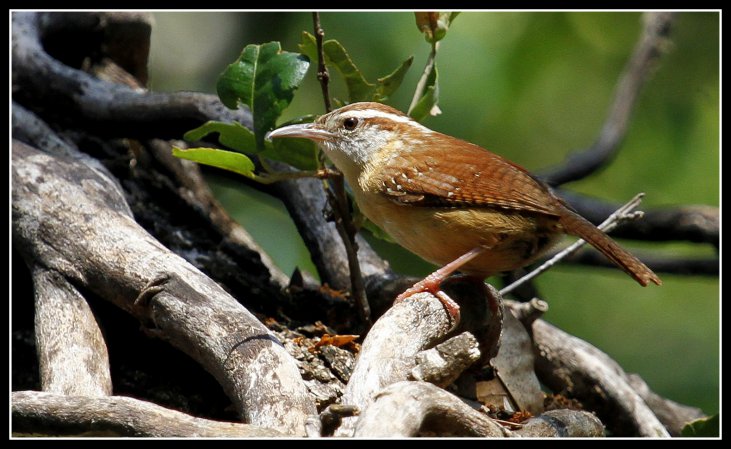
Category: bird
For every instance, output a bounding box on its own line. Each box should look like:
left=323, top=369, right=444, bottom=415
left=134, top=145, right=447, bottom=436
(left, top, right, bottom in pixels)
left=267, top=102, right=661, bottom=320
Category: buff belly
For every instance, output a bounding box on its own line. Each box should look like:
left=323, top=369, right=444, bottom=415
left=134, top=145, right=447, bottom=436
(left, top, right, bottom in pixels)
left=359, top=193, right=562, bottom=277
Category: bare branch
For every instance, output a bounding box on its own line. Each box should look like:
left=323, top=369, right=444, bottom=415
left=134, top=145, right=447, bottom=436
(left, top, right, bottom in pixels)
left=31, top=268, right=112, bottom=396
left=335, top=280, right=503, bottom=436
left=264, top=163, right=392, bottom=286
left=561, top=251, right=718, bottom=276
left=312, top=12, right=331, bottom=113
left=12, top=391, right=283, bottom=437
left=12, top=140, right=316, bottom=434
left=411, top=332, right=481, bottom=387
left=334, top=292, right=455, bottom=436
left=531, top=319, right=670, bottom=437
left=626, top=373, right=705, bottom=436
left=309, top=13, right=371, bottom=327
left=540, top=12, right=676, bottom=185
left=559, top=190, right=719, bottom=247
left=504, top=298, right=548, bottom=328
left=12, top=12, right=252, bottom=140
left=354, top=381, right=508, bottom=437
left=324, top=174, right=372, bottom=326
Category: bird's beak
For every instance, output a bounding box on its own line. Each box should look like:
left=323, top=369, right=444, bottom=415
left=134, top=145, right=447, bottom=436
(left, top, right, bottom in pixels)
left=266, top=123, right=335, bottom=142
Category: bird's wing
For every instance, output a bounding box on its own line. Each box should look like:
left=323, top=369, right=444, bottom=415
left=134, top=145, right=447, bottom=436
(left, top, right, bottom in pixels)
left=376, top=133, right=562, bottom=217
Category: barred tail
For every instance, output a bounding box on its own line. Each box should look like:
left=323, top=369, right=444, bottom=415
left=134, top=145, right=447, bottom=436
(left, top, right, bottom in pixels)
left=559, top=209, right=661, bottom=286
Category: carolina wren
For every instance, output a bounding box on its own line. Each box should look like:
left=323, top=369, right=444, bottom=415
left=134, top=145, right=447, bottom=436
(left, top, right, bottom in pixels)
left=267, top=102, right=661, bottom=317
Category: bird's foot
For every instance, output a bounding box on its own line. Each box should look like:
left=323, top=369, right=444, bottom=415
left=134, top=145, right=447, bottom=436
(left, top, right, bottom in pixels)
left=395, top=276, right=462, bottom=323
left=394, top=246, right=489, bottom=325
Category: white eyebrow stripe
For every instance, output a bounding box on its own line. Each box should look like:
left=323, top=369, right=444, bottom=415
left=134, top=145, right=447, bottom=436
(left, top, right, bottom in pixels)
left=340, top=109, right=433, bottom=133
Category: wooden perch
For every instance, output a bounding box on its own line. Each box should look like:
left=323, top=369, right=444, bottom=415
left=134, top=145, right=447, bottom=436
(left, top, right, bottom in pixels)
left=411, top=332, right=481, bottom=388
left=12, top=140, right=316, bottom=435
left=12, top=391, right=283, bottom=437
left=334, top=292, right=456, bottom=436
left=335, top=280, right=503, bottom=436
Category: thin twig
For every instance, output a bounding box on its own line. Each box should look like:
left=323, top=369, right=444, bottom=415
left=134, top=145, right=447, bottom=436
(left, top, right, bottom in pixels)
left=539, top=12, right=676, bottom=186
left=408, top=41, right=438, bottom=116
left=311, top=12, right=371, bottom=327
left=500, top=193, right=646, bottom=296
left=312, top=12, right=331, bottom=113
left=324, top=175, right=372, bottom=326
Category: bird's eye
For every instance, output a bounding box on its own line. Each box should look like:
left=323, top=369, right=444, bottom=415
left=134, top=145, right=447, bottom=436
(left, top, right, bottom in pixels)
left=342, top=117, right=359, bottom=130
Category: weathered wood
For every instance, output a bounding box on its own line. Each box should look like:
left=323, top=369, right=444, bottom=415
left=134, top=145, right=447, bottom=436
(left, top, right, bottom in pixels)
left=489, top=309, right=544, bottom=415
left=334, top=293, right=454, bottom=436
left=12, top=390, right=283, bottom=437
left=353, top=381, right=606, bottom=438
left=411, top=332, right=481, bottom=388
left=514, top=409, right=605, bottom=437
left=12, top=140, right=316, bottom=435
left=353, top=381, right=507, bottom=437
left=32, top=267, right=112, bottom=397
left=626, top=373, right=704, bottom=436
left=532, top=319, right=670, bottom=437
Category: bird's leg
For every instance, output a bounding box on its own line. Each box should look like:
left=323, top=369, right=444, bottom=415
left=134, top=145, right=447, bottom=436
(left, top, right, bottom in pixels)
left=395, top=246, right=488, bottom=323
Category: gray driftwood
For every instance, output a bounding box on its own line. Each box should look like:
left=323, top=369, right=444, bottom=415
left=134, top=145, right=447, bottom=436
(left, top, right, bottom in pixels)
left=32, top=268, right=112, bottom=397
left=353, top=381, right=508, bottom=437
left=532, top=319, right=670, bottom=437
left=334, top=292, right=456, bottom=436
left=12, top=390, right=283, bottom=437
left=12, top=140, right=316, bottom=435
left=514, top=409, right=605, bottom=438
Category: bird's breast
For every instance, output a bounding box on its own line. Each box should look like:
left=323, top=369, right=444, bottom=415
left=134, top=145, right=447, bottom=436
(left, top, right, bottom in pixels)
left=355, top=189, right=562, bottom=277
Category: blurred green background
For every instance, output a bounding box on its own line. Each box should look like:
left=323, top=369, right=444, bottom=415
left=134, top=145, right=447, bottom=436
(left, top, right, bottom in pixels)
left=148, top=12, right=719, bottom=414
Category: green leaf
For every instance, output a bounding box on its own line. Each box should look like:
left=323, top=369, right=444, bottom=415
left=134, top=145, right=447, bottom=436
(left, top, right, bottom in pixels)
left=681, top=414, right=719, bottom=437
left=415, top=12, right=460, bottom=43
left=374, top=56, right=414, bottom=102
left=323, top=39, right=375, bottom=102
left=408, top=64, right=441, bottom=122
left=183, top=121, right=257, bottom=153
left=299, top=32, right=412, bottom=103
left=300, top=32, right=374, bottom=102
left=217, top=42, right=310, bottom=150
left=263, top=138, right=319, bottom=171
left=172, top=147, right=257, bottom=179
left=181, top=116, right=318, bottom=171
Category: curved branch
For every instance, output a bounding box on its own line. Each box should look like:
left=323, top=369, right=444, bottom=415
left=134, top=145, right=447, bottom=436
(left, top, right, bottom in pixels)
left=561, top=250, right=718, bottom=276
left=411, top=332, right=481, bottom=387
left=12, top=391, right=284, bottom=437
left=559, top=190, right=719, bottom=247
left=334, top=292, right=455, bottom=436
left=265, top=162, right=392, bottom=291
left=625, top=373, right=705, bottom=436
left=353, top=381, right=604, bottom=437
left=12, top=10, right=392, bottom=308
left=12, top=12, right=252, bottom=140
left=335, top=281, right=503, bottom=436
left=354, top=381, right=508, bottom=437
left=531, top=319, right=670, bottom=437
left=31, top=267, right=112, bottom=397
left=540, top=12, right=676, bottom=185
left=12, top=140, right=316, bottom=435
